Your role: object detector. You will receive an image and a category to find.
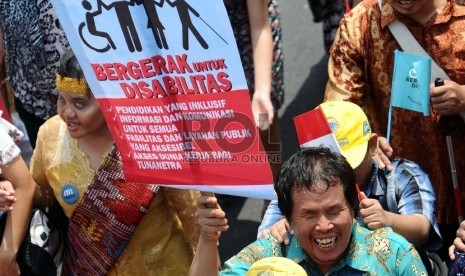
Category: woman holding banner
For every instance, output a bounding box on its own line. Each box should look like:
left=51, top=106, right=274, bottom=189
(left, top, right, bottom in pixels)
left=30, top=50, right=200, bottom=275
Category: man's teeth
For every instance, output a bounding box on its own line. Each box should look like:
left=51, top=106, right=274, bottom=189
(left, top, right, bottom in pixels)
left=316, top=237, right=336, bottom=248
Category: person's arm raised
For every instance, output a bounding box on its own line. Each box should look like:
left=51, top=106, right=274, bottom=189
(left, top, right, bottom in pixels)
left=247, top=0, right=274, bottom=131
left=189, top=194, right=229, bottom=276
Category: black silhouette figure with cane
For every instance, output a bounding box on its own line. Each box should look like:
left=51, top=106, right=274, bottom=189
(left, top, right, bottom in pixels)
left=166, top=0, right=208, bottom=50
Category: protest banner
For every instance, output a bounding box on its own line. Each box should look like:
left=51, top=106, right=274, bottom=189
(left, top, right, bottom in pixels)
left=51, top=0, right=274, bottom=199
left=387, top=50, right=431, bottom=141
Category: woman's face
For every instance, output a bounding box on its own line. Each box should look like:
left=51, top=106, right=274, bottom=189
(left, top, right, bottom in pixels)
left=57, top=91, right=106, bottom=139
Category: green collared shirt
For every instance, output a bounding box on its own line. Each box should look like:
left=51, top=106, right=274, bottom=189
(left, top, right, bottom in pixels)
left=220, top=220, right=427, bottom=275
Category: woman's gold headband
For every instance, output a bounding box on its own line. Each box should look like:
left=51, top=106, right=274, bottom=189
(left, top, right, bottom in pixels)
left=56, top=73, right=90, bottom=95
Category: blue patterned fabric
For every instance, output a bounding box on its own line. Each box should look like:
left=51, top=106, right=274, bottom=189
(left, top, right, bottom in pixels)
left=449, top=249, right=465, bottom=276
left=222, top=220, right=427, bottom=275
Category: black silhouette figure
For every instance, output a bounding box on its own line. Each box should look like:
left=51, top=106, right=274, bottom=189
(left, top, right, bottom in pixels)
left=136, top=0, right=169, bottom=49
left=98, top=0, right=142, bottom=52
left=79, top=0, right=116, bottom=53
left=166, top=0, right=208, bottom=50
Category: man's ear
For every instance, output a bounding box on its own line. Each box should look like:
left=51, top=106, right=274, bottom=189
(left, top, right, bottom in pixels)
left=368, top=133, right=379, bottom=156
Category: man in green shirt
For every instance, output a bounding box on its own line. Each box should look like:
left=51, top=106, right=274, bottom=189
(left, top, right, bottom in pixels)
left=189, top=148, right=427, bottom=275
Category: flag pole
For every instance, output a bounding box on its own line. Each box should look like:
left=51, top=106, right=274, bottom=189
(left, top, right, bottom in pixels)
left=435, top=78, right=463, bottom=223
left=445, top=128, right=463, bottom=222
left=386, top=104, right=393, bottom=144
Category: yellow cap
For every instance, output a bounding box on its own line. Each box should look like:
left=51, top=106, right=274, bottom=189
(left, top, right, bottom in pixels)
left=319, top=101, right=371, bottom=168
left=246, top=257, right=307, bottom=276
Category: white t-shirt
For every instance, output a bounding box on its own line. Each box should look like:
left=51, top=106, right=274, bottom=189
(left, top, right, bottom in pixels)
left=0, top=112, right=23, bottom=169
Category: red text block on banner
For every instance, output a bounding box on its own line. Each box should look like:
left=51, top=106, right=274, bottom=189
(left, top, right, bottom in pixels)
left=98, top=90, right=274, bottom=198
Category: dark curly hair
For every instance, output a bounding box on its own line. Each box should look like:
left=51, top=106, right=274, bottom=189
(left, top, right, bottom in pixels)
left=275, top=147, right=359, bottom=221
left=58, top=49, right=85, bottom=80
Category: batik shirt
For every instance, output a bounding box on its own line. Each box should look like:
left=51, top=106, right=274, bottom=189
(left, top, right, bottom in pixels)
left=324, top=0, right=465, bottom=224
left=259, top=159, right=442, bottom=251
left=222, top=220, right=427, bottom=275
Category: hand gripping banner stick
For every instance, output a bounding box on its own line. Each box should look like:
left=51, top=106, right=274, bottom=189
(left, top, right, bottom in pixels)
left=435, top=77, right=463, bottom=223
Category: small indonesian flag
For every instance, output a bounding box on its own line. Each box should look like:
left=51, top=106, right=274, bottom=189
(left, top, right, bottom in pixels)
left=294, top=106, right=366, bottom=201
left=293, top=106, right=341, bottom=154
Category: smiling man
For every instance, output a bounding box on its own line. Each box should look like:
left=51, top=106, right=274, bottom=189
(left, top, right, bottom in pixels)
left=189, top=148, right=427, bottom=275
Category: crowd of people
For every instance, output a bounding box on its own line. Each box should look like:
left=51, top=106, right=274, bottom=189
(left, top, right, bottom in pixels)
left=1, top=0, right=465, bottom=275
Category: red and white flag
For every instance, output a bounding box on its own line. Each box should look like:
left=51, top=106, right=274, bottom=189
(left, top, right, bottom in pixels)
left=293, top=107, right=366, bottom=201
left=293, top=107, right=341, bottom=154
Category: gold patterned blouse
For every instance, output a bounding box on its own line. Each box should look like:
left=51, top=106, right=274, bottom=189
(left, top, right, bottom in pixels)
left=325, top=0, right=465, bottom=224
left=31, top=115, right=200, bottom=275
